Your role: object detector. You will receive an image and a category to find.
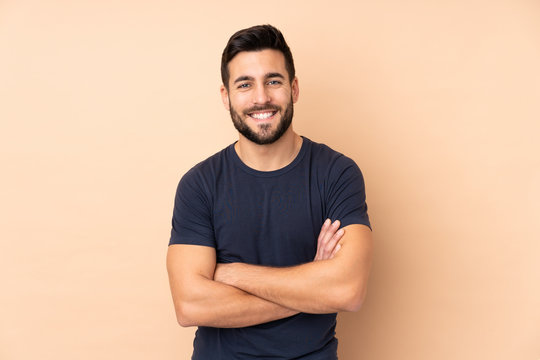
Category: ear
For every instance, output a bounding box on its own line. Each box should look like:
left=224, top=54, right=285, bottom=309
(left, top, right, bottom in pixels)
left=220, top=85, right=230, bottom=111
left=291, top=77, right=299, bottom=103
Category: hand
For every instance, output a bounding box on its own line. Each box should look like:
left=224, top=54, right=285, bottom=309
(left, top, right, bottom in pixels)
left=314, top=219, right=344, bottom=261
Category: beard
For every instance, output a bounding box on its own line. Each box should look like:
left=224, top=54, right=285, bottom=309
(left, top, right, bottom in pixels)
left=229, top=97, right=294, bottom=145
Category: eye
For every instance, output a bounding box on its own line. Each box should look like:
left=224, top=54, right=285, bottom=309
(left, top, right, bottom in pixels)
left=237, top=83, right=250, bottom=89
left=267, top=80, right=282, bottom=85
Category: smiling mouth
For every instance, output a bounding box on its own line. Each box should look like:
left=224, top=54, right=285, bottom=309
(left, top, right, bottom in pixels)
left=248, top=111, right=277, bottom=120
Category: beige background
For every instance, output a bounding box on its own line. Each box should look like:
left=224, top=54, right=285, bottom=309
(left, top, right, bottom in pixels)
left=1, top=0, right=539, bottom=359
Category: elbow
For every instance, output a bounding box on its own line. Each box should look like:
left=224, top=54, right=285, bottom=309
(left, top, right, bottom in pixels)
left=174, top=302, right=198, bottom=327
left=342, top=290, right=366, bottom=312
left=333, top=283, right=368, bottom=312
left=177, top=316, right=194, bottom=328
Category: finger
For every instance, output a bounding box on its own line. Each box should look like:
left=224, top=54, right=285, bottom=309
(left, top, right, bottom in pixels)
left=323, top=228, right=344, bottom=259
left=317, top=219, right=335, bottom=260
left=323, top=220, right=340, bottom=244
left=317, top=219, right=331, bottom=246
left=324, top=228, right=344, bottom=253
left=330, top=243, right=342, bottom=258
left=315, top=219, right=331, bottom=260
left=320, top=220, right=341, bottom=259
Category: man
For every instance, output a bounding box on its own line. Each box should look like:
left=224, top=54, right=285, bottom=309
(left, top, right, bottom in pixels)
left=167, top=24, right=372, bottom=359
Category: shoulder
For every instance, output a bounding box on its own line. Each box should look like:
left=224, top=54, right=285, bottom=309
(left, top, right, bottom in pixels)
left=176, top=144, right=234, bottom=199
left=305, top=138, right=362, bottom=177
left=180, top=144, right=232, bottom=182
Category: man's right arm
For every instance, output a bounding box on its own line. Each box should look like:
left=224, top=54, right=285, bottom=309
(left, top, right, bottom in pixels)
left=167, top=244, right=297, bottom=328
left=166, top=219, right=343, bottom=328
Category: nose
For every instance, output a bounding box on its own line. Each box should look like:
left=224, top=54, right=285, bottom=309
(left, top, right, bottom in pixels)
left=252, top=84, right=271, bottom=105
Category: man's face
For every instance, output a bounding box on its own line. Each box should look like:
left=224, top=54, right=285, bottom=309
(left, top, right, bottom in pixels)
left=221, top=49, right=299, bottom=145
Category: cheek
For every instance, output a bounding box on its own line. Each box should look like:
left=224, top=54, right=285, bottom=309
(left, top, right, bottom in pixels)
left=275, top=88, right=292, bottom=101
left=229, top=94, right=249, bottom=108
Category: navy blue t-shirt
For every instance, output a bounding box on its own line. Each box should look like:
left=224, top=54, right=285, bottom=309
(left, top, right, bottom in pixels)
left=169, top=137, right=370, bottom=359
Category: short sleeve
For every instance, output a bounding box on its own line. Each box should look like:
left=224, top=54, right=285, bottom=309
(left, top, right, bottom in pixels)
left=169, top=168, right=216, bottom=247
left=325, top=156, right=371, bottom=230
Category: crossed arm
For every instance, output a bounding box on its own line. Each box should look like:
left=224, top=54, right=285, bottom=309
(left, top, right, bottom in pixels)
left=166, top=220, right=372, bottom=328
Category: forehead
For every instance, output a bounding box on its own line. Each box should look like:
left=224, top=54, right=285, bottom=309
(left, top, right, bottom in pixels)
left=227, top=49, right=288, bottom=82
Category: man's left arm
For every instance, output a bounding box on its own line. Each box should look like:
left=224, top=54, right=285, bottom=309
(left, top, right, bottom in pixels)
left=214, top=224, right=373, bottom=314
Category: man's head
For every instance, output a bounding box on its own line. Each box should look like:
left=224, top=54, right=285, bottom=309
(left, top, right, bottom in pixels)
left=220, top=25, right=299, bottom=145
left=221, top=25, right=296, bottom=91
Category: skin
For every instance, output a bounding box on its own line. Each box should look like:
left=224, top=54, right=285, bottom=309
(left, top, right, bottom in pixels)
left=166, top=48, right=373, bottom=327
left=214, top=224, right=372, bottom=314
left=220, top=49, right=301, bottom=172
left=167, top=219, right=345, bottom=327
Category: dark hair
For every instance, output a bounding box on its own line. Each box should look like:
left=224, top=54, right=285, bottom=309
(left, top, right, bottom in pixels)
left=221, top=24, right=295, bottom=89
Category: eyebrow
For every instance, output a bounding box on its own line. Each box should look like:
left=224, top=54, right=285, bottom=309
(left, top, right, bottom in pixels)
left=266, top=72, right=285, bottom=80
left=233, top=75, right=254, bottom=84
left=233, top=72, right=286, bottom=84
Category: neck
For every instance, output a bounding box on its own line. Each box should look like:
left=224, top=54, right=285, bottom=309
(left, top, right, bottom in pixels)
left=234, top=127, right=303, bottom=172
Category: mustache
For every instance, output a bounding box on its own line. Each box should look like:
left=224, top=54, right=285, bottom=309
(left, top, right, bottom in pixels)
left=243, top=105, right=280, bottom=115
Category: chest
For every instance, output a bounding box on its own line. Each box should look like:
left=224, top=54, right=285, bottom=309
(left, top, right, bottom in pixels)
left=212, top=171, right=324, bottom=266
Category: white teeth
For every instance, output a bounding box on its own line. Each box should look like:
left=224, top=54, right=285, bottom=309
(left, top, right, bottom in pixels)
left=250, top=112, right=274, bottom=120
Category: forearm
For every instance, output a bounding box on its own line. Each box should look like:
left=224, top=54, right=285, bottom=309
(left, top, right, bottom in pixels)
left=215, top=225, right=372, bottom=314
left=172, top=275, right=298, bottom=328
left=167, top=244, right=298, bottom=328
left=217, top=261, right=353, bottom=314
